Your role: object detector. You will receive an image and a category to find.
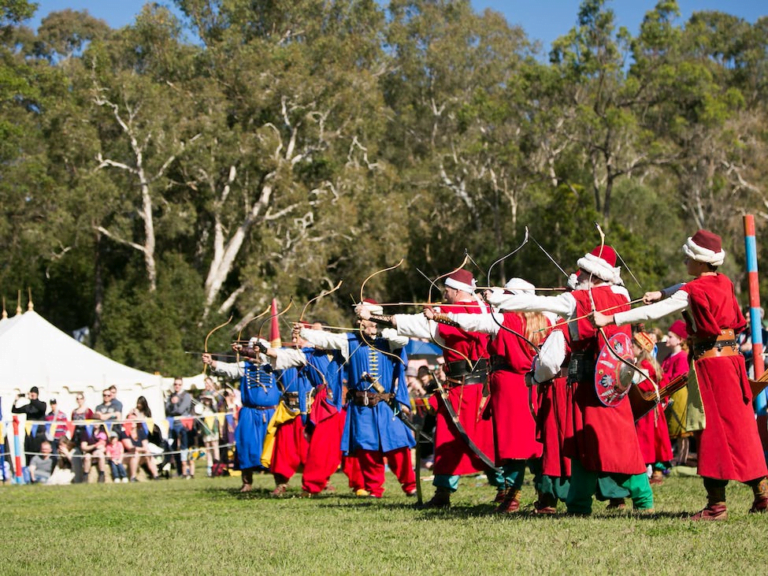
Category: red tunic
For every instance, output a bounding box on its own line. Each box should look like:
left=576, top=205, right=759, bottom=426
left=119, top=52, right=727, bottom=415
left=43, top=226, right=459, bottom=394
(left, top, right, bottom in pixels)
left=564, top=286, right=646, bottom=475
left=433, top=302, right=496, bottom=476
left=487, top=313, right=543, bottom=462
left=634, top=360, right=674, bottom=465
left=681, top=274, right=768, bottom=482
left=537, top=321, right=572, bottom=478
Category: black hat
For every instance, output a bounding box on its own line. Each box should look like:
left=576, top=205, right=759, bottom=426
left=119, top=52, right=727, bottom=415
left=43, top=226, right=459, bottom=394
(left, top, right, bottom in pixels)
left=30, top=386, right=39, bottom=394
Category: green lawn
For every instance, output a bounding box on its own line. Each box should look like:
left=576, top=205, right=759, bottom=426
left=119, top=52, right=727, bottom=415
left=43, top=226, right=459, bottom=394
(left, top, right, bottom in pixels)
left=2, top=472, right=767, bottom=575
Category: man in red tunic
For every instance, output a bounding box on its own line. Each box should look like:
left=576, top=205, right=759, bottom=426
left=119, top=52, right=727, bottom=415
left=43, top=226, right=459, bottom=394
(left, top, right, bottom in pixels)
left=424, top=278, right=551, bottom=513
left=595, top=229, right=768, bottom=520
left=490, top=246, right=654, bottom=515
left=357, top=269, right=499, bottom=508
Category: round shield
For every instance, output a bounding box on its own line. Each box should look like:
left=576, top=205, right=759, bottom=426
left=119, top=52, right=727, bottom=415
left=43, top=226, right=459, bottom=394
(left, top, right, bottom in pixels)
left=594, top=332, right=635, bottom=408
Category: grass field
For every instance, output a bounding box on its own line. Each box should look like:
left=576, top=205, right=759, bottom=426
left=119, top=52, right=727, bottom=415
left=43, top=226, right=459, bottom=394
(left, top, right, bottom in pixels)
left=2, top=471, right=768, bottom=575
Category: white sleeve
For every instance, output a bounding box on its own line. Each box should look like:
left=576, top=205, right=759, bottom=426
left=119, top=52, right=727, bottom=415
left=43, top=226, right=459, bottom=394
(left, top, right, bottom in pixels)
left=300, top=329, right=350, bottom=359
left=271, top=348, right=308, bottom=370
left=381, top=328, right=409, bottom=350
left=211, top=361, right=244, bottom=379
left=447, top=312, right=502, bottom=337
left=393, top=314, right=437, bottom=339
left=392, top=314, right=446, bottom=347
left=490, top=291, right=577, bottom=318
left=614, top=290, right=689, bottom=326
left=533, top=331, right=566, bottom=383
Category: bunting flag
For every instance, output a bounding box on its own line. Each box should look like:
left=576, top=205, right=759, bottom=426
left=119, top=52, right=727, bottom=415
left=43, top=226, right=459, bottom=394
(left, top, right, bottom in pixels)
left=85, top=424, right=94, bottom=439
left=123, top=421, right=134, bottom=436
left=159, top=419, right=170, bottom=436
left=270, top=298, right=281, bottom=348
left=204, top=416, right=215, bottom=432
left=45, top=422, right=52, bottom=439
left=146, top=418, right=154, bottom=432
left=181, top=416, right=195, bottom=431
left=217, top=413, right=226, bottom=430
left=142, top=422, right=150, bottom=435
left=49, top=421, right=58, bottom=439
left=105, top=422, right=112, bottom=434
left=0, top=423, right=4, bottom=443
left=225, top=414, right=235, bottom=429
left=66, top=422, right=75, bottom=437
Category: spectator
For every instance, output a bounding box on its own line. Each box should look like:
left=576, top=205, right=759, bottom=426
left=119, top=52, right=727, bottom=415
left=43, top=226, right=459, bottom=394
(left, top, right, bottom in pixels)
left=165, top=378, right=193, bottom=479
left=56, top=436, right=75, bottom=470
left=45, top=399, right=69, bottom=450
left=71, top=394, right=94, bottom=444
left=46, top=436, right=76, bottom=485
left=81, top=425, right=108, bottom=483
left=11, top=386, right=47, bottom=464
left=204, top=377, right=226, bottom=412
left=28, top=441, right=55, bottom=484
left=94, top=388, right=122, bottom=426
left=108, top=385, right=124, bottom=414
left=199, top=394, right=220, bottom=477
left=105, top=432, right=128, bottom=483
left=121, top=422, right=160, bottom=482
left=128, top=396, right=166, bottom=473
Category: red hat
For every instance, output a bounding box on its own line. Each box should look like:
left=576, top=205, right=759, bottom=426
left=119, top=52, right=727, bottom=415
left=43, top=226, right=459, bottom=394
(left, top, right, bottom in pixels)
left=683, top=229, right=725, bottom=266
left=444, top=269, right=476, bottom=294
left=668, top=320, right=688, bottom=340
left=576, top=245, right=621, bottom=283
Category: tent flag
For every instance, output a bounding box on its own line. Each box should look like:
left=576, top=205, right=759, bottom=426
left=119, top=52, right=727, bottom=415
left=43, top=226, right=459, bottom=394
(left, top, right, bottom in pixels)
left=270, top=298, right=281, bottom=348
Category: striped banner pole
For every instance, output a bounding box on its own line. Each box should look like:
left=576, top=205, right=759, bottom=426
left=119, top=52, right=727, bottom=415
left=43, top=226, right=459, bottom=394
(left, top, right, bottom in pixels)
left=12, top=416, right=24, bottom=484
left=745, top=215, right=766, bottom=415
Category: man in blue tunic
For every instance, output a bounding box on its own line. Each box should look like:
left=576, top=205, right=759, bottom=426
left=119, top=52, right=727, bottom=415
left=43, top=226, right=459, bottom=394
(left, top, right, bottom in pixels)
left=297, top=300, right=417, bottom=498
left=203, top=341, right=280, bottom=493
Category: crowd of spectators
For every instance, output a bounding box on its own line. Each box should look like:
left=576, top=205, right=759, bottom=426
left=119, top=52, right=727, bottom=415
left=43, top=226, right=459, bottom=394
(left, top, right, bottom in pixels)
left=7, top=379, right=239, bottom=485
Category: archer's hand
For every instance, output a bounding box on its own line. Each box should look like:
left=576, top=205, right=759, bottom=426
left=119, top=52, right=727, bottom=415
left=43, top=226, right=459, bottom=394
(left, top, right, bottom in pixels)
left=643, top=291, right=662, bottom=304
left=423, top=306, right=436, bottom=321
left=591, top=311, right=613, bottom=328
left=355, top=305, right=371, bottom=321
left=399, top=405, right=411, bottom=417
left=202, top=353, right=214, bottom=366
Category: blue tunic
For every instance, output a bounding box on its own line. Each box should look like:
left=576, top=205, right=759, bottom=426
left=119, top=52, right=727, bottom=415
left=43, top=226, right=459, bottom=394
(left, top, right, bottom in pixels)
left=341, top=334, right=415, bottom=454
left=236, top=361, right=280, bottom=470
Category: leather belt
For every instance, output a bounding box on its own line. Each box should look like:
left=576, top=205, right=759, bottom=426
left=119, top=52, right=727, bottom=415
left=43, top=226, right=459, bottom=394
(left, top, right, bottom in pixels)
left=444, top=358, right=488, bottom=386
left=348, top=391, right=393, bottom=407
left=692, top=329, right=738, bottom=360
left=489, top=355, right=513, bottom=373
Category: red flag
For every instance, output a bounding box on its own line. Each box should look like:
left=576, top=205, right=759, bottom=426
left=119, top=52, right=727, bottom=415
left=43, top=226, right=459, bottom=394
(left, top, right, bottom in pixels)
left=270, top=298, right=282, bottom=348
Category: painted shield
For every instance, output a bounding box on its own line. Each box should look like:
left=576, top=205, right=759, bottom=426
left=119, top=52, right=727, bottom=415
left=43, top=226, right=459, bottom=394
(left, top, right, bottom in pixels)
left=594, top=332, right=635, bottom=408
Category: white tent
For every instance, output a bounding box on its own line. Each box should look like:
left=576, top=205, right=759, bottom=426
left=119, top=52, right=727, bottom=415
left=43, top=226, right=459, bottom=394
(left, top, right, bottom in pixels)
left=0, top=311, right=167, bottom=422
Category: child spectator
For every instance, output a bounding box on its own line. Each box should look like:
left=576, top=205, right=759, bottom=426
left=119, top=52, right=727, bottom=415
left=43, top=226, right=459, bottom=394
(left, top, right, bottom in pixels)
left=81, top=425, right=108, bottom=483
left=105, top=432, right=128, bottom=483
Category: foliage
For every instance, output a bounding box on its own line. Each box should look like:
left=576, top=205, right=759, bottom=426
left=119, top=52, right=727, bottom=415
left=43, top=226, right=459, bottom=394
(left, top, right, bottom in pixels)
left=2, top=0, right=768, bottom=374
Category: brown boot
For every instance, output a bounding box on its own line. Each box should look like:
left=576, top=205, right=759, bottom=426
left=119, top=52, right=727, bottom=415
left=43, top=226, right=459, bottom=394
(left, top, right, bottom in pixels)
left=271, top=483, right=288, bottom=497
left=750, top=478, right=768, bottom=513
left=691, top=504, right=728, bottom=521
left=493, top=489, right=507, bottom=503
left=533, top=491, right=558, bottom=515
left=691, top=482, right=727, bottom=520
left=420, top=487, right=451, bottom=509
left=649, top=470, right=664, bottom=486
left=606, top=498, right=626, bottom=510
left=496, top=489, right=522, bottom=513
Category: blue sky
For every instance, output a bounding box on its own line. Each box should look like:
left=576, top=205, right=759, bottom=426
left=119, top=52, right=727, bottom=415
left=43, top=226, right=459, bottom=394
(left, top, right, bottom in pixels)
left=30, top=1, right=767, bottom=52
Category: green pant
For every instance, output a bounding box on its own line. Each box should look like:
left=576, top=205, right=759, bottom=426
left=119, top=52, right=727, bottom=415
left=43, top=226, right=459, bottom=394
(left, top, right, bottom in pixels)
left=434, top=468, right=503, bottom=492
left=566, top=459, right=654, bottom=515
left=529, top=458, right=570, bottom=502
